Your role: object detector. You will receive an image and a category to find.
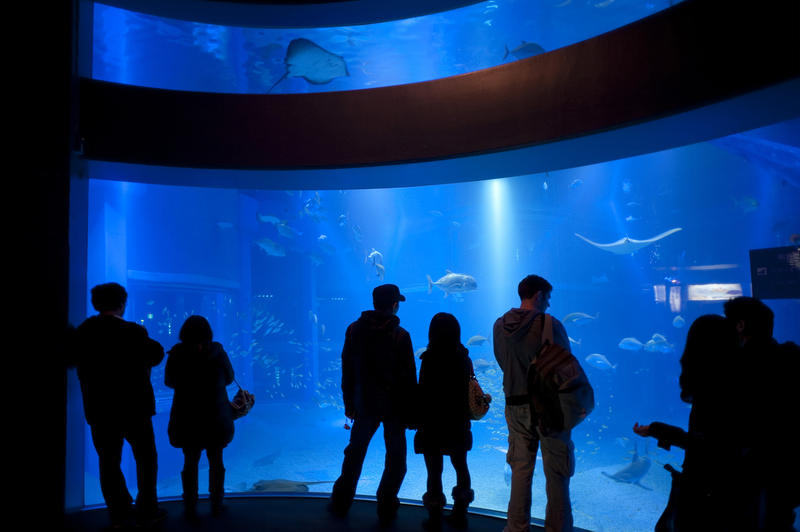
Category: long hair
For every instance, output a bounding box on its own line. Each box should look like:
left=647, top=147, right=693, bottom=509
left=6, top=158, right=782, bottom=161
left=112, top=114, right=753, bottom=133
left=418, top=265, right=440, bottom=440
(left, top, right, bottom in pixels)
left=179, top=315, right=213, bottom=351
left=678, top=314, right=738, bottom=403
left=427, top=312, right=462, bottom=351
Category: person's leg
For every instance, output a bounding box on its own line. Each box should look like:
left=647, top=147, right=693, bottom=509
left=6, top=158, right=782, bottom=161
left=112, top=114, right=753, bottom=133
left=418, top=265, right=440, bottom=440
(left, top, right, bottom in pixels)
left=329, top=416, right=381, bottom=515
left=90, top=423, right=133, bottom=526
left=504, top=404, right=539, bottom=532
left=124, top=417, right=161, bottom=521
left=207, top=447, right=226, bottom=516
left=447, top=451, right=474, bottom=529
left=376, top=419, right=408, bottom=521
left=540, top=429, right=575, bottom=532
left=181, top=448, right=201, bottom=518
left=422, top=453, right=446, bottom=530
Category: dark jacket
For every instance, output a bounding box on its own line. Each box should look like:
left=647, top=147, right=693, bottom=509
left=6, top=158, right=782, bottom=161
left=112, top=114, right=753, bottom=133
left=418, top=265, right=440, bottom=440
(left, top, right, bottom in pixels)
left=73, top=314, right=164, bottom=426
left=493, top=309, right=570, bottom=398
left=165, top=341, right=235, bottom=449
left=341, top=310, right=417, bottom=424
left=414, top=344, right=473, bottom=455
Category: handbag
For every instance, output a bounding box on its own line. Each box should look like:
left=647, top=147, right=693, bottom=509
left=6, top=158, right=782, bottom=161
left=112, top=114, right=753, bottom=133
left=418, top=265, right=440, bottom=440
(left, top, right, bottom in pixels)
left=468, top=370, right=492, bottom=420
left=230, top=378, right=255, bottom=420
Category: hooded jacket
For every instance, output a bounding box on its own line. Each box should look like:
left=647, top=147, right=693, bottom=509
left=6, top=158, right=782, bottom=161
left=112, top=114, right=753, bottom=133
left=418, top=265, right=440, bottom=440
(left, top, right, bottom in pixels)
left=493, top=309, right=570, bottom=398
left=341, top=310, right=416, bottom=423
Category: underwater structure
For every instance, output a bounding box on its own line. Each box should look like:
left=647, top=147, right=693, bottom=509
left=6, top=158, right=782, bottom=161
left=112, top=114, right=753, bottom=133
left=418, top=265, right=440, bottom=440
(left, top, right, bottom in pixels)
left=30, top=1, right=799, bottom=530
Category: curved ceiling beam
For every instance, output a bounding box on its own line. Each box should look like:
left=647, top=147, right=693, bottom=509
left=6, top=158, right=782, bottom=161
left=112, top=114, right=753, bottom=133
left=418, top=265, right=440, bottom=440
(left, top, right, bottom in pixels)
left=80, top=0, right=800, bottom=189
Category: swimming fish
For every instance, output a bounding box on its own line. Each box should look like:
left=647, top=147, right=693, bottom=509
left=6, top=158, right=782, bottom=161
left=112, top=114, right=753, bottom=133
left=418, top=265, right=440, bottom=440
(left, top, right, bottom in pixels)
left=257, top=213, right=280, bottom=225
left=268, top=38, right=349, bottom=93
left=503, top=41, right=546, bottom=60
left=585, top=353, right=617, bottom=371
left=255, top=237, right=286, bottom=257
left=276, top=221, right=302, bottom=239
left=375, top=263, right=385, bottom=280
left=672, top=315, right=686, bottom=328
left=562, top=312, right=598, bottom=325
left=365, top=248, right=383, bottom=266
left=427, top=271, right=478, bottom=297
left=618, top=337, right=644, bottom=351
left=250, top=479, right=334, bottom=493
left=574, top=228, right=682, bottom=255
left=466, top=335, right=488, bottom=346
left=601, top=443, right=652, bottom=490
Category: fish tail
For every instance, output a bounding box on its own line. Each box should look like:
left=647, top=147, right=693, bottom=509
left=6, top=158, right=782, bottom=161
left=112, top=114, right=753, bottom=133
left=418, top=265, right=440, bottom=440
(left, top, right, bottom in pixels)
left=267, top=71, right=288, bottom=93
left=503, top=45, right=509, bottom=60
left=426, top=275, right=433, bottom=294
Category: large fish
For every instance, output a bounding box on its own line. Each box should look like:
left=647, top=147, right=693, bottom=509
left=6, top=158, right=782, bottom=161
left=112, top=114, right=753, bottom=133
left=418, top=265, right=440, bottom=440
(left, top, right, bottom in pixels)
left=585, top=353, right=617, bottom=371
left=601, top=443, right=652, bottom=490
left=268, top=38, right=349, bottom=93
left=618, top=337, right=644, bottom=351
left=427, top=270, right=478, bottom=297
left=574, top=228, right=682, bottom=255
left=250, top=479, right=334, bottom=493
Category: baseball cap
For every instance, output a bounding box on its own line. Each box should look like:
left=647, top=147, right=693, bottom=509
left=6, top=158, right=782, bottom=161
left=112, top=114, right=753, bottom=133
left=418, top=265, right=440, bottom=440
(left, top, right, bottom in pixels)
left=373, top=284, right=406, bottom=308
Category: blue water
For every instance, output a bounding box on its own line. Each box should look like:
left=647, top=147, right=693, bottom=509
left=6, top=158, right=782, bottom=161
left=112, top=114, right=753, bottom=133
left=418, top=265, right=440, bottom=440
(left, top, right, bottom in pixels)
left=73, top=119, right=800, bottom=531
left=91, top=0, right=681, bottom=94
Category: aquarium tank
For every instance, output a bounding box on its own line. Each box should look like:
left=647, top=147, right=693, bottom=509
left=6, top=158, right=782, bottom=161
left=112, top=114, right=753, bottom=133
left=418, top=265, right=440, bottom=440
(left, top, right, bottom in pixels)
left=68, top=2, right=799, bottom=531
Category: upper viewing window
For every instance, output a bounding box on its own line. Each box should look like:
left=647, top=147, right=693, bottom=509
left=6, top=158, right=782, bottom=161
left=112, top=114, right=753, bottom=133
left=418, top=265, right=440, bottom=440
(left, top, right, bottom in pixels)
left=92, top=0, right=681, bottom=94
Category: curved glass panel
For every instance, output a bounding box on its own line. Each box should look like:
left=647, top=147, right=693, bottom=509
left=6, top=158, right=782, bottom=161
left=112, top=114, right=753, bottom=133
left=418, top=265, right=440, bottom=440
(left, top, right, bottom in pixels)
left=69, top=119, right=800, bottom=530
left=93, top=0, right=682, bottom=94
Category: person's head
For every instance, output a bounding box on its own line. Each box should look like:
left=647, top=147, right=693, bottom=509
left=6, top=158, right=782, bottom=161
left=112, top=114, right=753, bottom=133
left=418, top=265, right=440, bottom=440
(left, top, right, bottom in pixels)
left=723, top=296, right=774, bottom=343
left=518, top=274, right=552, bottom=312
left=179, top=315, right=213, bottom=349
left=372, top=284, right=406, bottom=314
left=678, top=314, right=738, bottom=403
left=427, top=312, right=461, bottom=350
left=90, top=282, right=127, bottom=315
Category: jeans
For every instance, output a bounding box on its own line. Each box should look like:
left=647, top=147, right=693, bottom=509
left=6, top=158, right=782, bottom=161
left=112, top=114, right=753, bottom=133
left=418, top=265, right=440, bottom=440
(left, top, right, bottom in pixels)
left=504, top=403, right=574, bottom=532
left=331, top=416, right=407, bottom=512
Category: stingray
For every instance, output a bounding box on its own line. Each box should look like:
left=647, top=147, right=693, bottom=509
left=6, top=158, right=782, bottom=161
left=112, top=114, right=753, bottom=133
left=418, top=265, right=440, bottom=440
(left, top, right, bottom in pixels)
left=268, top=38, right=349, bottom=93
left=249, top=479, right=335, bottom=493
left=601, top=443, right=652, bottom=490
left=575, top=228, right=682, bottom=255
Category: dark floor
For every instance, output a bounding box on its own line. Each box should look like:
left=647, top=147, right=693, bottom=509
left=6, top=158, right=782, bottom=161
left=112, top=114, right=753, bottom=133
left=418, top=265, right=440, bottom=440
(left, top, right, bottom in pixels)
left=63, top=495, right=590, bottom=532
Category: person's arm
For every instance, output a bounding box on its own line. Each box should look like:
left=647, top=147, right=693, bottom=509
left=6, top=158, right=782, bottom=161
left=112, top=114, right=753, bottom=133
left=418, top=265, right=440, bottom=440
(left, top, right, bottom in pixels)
left=221, top=346, right=235, bottom=385
left=341, top=326, right=355, bottom=419
left=633, top=421, right=690, bottom=450
left=136, top=323, right=165, bottom=367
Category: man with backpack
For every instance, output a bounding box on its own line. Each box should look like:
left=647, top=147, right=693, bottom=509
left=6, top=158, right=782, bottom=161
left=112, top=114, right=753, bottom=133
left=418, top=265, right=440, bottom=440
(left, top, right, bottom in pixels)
left=328, top=284, right=418, bottom=525
left=494, top=275, right=590, bottom=532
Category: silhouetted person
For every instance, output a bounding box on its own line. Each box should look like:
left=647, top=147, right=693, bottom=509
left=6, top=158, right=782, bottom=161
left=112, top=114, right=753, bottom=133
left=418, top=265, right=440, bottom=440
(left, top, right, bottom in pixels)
left=493, top=275, right=574, bottom=532
left=724, top=296, right=800, bottom=531
left=414, top=312, right=475, bottom=530
left=329, top=284, right=417, bottom=525
left=71, top=282, right=166, bottom=528
left=633, top=314, right=756, bottom=531
left=165, top=315, right=235, bottom=519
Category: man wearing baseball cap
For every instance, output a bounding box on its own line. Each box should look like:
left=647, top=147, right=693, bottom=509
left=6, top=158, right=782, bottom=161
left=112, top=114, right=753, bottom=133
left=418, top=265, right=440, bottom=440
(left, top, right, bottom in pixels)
left=329, top=284, right=417, bottom=525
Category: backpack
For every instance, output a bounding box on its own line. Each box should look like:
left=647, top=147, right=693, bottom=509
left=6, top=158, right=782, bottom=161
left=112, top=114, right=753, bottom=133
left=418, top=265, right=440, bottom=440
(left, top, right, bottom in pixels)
left=528, top=314, right=595, bottom=432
